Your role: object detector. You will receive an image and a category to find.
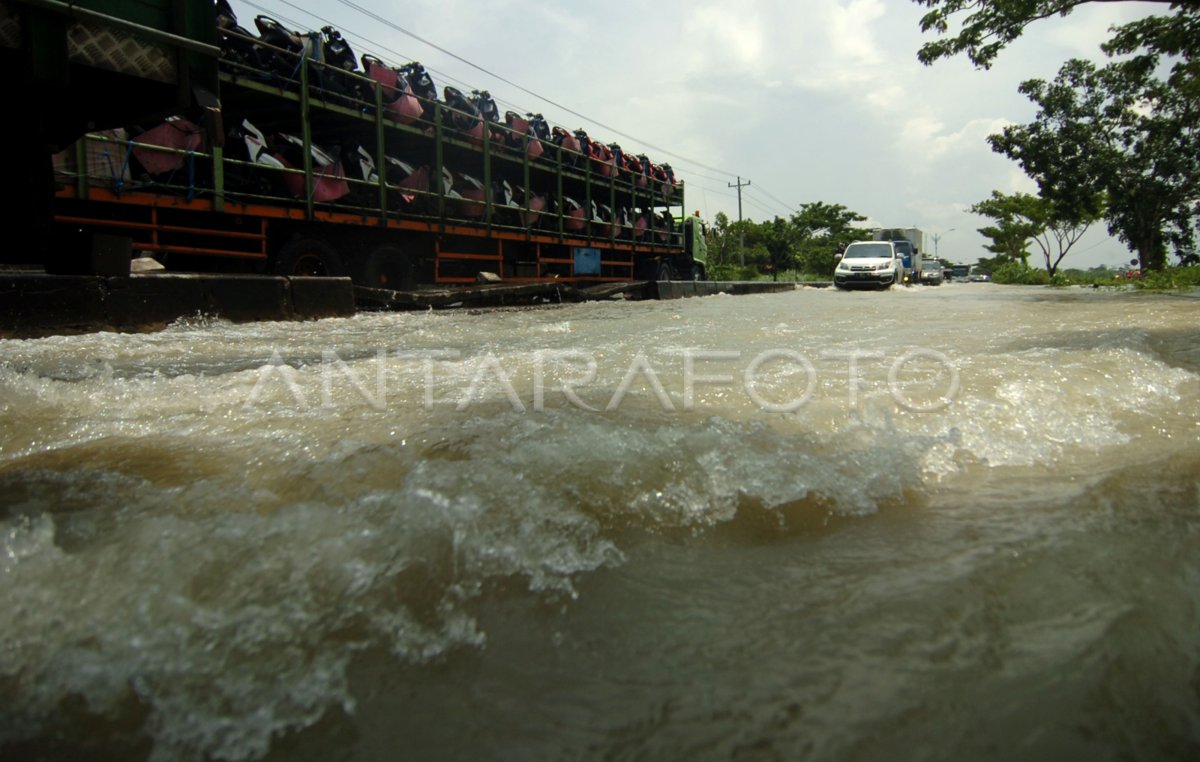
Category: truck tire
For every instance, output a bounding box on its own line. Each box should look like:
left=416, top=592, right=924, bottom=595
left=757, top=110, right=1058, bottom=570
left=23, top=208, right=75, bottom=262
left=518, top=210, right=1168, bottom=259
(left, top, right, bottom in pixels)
left=273, top=238, right=345, bottom=278
left=691, top=263, right=705, bottom=281
left=656, top=260, right=673, bottom=282
left=358, top=245, right=416, bottom=291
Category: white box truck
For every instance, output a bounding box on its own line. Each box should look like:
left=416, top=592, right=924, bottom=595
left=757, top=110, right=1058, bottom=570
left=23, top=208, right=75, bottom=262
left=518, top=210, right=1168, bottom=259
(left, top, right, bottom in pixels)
left=872, top=228, right=924, bottom=282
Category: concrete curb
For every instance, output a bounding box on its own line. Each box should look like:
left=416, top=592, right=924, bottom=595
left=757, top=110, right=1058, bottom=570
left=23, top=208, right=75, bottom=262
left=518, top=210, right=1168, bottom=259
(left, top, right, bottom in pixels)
left=0, top=275, right=106, bottom=331
left=292, top=276, right=357, bottom=318
left=0, top=275, right=823, bottom=338
left=0, top=274, right=356, bottom=337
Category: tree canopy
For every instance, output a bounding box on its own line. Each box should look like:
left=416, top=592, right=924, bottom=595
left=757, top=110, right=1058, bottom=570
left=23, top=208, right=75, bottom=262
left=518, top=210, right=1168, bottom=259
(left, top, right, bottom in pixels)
left=702, top=203, right=872, bottom=279
left=790, top=202, right=867, bottom=242
left=989, top=57, right=1200, bottom=270
left=970, top=190, right=1100, bottom=275
left=914, top=0, right=1188, bottom=70
left=917, top=1, right=1200, bottom=270
left=970, top=191, right=1042, bottom=264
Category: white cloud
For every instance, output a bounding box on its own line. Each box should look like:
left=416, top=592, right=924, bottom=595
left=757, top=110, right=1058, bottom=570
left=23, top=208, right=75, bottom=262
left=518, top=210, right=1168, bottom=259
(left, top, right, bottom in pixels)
left=825, top=0, right=889, bottom=63
left=907, top=116, right=1012, bottom=162
left=1041, top=2, right=1158, bottom=59
left=684, top=6, right=769, bottom=72
left=1005, top=168, right=1040, bottom=195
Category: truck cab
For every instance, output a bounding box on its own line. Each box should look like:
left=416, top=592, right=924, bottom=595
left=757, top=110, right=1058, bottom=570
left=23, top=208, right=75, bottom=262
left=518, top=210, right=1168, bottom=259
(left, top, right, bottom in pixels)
left=683, top=214, right=708, bottom=280
left=657, top=212, right=707, bottom=281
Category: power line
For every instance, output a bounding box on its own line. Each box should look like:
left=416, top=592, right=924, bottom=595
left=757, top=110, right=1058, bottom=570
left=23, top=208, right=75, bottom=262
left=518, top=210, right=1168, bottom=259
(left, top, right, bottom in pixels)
left=742, top=196, right=780, bottom=219
left=751, top=183, right=799, bottom=216
left=688, top=183, right=739, bottom=203
left=739, top=186, right=793, bottom=219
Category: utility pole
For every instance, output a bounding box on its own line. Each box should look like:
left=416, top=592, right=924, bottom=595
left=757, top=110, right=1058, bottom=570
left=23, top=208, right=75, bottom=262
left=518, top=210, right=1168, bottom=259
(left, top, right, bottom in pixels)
left=728, top=176, right=750, bottom=265
left=931, top=228, right=955, bottom=261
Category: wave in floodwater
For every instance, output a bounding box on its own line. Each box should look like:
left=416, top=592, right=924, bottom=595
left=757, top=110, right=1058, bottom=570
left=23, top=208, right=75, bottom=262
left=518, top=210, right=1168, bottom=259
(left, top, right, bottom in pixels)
left=1, top=285, right=1199, bottom=761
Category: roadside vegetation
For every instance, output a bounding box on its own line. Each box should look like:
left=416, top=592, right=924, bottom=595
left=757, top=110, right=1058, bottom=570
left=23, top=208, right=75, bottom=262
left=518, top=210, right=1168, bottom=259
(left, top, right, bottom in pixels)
left=1136, top=267, right=1200, bottom=290
left=989, top=262, right=1200, bottom=290
left=703, top=202, right=871, bottom=281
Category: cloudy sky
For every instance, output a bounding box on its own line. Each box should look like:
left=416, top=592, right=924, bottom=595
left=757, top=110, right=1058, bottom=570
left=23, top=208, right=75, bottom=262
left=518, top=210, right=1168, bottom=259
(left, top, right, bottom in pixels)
left=225, top=0, right=1160, bottom=269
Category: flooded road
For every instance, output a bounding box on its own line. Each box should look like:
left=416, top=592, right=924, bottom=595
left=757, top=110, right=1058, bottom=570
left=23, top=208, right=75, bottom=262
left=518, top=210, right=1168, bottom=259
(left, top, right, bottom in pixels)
left=2, top=282, right=1199, bottom=761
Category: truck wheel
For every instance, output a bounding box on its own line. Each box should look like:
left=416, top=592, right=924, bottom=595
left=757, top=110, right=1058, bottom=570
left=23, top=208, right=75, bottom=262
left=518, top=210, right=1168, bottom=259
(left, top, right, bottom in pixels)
left=274, top=238, right=344, bottom=278
left=358, top=245, right=415, bottom=290
left=656, top=260, right=673, bottom=282
left=691, top=263, right=705, bottom=281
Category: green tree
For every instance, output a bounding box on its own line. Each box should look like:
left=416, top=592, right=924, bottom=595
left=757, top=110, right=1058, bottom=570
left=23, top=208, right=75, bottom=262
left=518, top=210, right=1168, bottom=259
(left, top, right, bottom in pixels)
left=970, top=190, right=1100, bottom=275
left=791, top=202, right=868, bottom=242
left=1029, top=197, right=1102, bottom=276
left=914, top=0, right=1188, bottom=70
left=762, top=217, right=801, bottom=280
left=970, top=191, right=1042, bottom=264
left=915, top=1, right=1199, bottom=270
left=728, top=217, right=757, bottom=268
left=989, top=58, right=1200, bottom=270
left=734, top=221, right=770, bottom=273
left=706, top=202, right=872, bottom=278
left=790, top=202, right=870, bottom=275
left=706, top=212, right=732, bottom=267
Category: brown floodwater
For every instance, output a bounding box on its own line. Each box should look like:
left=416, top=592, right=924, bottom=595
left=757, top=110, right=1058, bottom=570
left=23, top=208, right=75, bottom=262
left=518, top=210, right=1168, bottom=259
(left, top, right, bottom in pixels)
left=2, top=282, right=1198, bottom=761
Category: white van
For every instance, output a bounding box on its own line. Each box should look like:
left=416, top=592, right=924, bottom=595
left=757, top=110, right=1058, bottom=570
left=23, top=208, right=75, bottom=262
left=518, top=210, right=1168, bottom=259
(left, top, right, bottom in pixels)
left=834, top=241, right=903, bottom=289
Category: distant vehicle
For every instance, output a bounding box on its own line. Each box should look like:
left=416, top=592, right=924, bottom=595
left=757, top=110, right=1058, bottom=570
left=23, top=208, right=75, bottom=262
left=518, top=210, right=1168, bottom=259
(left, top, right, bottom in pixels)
left=950, top=264, right=970, bottom=280
left=891, top=239, right=919, bottom=283
left=834, top=241, right=903, bottom=290
left=873, top=228, right=924, bottom=282
left=919, top=260, right=944, bottom=285
left=968, top=265, right=990, bottom=282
